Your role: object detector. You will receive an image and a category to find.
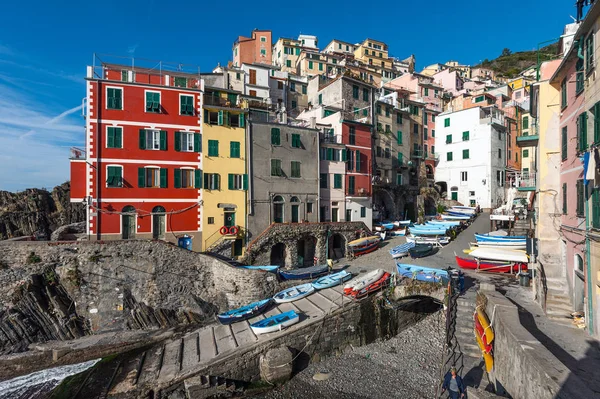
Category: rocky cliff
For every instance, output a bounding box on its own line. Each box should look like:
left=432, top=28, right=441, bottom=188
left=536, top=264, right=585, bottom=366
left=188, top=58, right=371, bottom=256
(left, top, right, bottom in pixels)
left=0, top=182, right=85, bottom=240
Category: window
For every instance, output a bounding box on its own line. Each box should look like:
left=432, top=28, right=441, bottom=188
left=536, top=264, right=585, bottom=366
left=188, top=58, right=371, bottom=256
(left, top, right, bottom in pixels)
left=348, top=176, right=355, bottom=194
left=424, top=128, right=428, bottom=140
left=462, top=131, right=469, bottom=141
left=271, top=159, right=283, bottom=176
left=355, top=150, right=361, bottom=172
left=208, top=217, right=215, bottom=224
left=376, top=146, right=382, bottom=157
left=522, top=116, right=529, bottom=129
left=376, top=104, right=381, bottom=115
left=346, top=149, right=354, bottom=170
left=318, top=94, right=322, bottom=104
left=121, top=70, right=128, bottom=82
left=180, top=95, right=194, bottom=116
left=508, top=150, right=511, bottom=160
left=174, top=168, right=201, bottom=189
left=461, top=171, right=468, bottom=182
left=385, top=124, right=391, bottom=133
left=561, top=79, right=567, bottom=109
left=228, top=174, right=247, bottom=190
left=175, top=131, right=200, bottom=152
left=516, top=152, right=519, bottom=162
left=107, top=88, right=122, bottom=110
left=446, top=134, right=452, bottom=144
left=145, top=91, right=161, bottom=113
left=354, top=107, right=360, bottom=117
left=334, top=174, right=342, bottom=189
left=447, top=152, right=453, bottom=161
left=397, top=131, right=403, bottom=145
left=424, top=113, right=428, bottom=123
left=474, top=95, right=485, bottom=103
left=413, top=124, right=418, bottom=135
left=386, top=107, right=390, bottom=117
left=139, top=167, right=166, bottom=188
left=397, top=113, right=403, bottom=124
left=106, top=166, right=122, bottom=188
left=592, top=188, right=600, bottom=228
left=562, top=183, right=568, bottom=214
left=578, top=112, right=588, bottom=152
left=271, top=128, right=281, bottom=145
left=349, top=126, right=356, bottom=145
left=576, top=58, right=584, bottom=94
left=432, top=114, right=436, bottom=122
left=497, top=170, right=502, bottom=185
left=385, top=147, right=391, bottom=159
left=363, top=88, right=369, bottom=101
left=319, top=63, right=323, bottom=71
left=139, top=129, right=166, bottom=150
left=523, top=149, right=529, bottom=158
left=432, top=129, right=435, bottom=137
left=432, top=145, right=435, bottom=156
left=308, top=61, right=313, bottom=69
left=463, top=149, right=469, bottom=159
left=360, top=207, right=366, bottom=218
left=424, top=88, right=429, bottom=96
left=174, top=77, right=187, bottom=88
left=396, top=173, right=403, bottom=185
left=236, top=72, right=240, bottom=80
left=397, top=152, right=404, bottom=166
left=260, top=36, right=266, bottom=42
left=353, top=85, right=359, bottom=99
left=291, top=100, right=297, bottom=109
left=498, top=148, right=502, bottom=158
left=291, top=133, right=301, bottom=148
left=444, top=118, right=450, bottom=127
left=307, top=202, right=314, bottom=213
left=107, top=127, right=122, bottom=148
left=230, top=141, right=241, bottom=158
left=577, top=179, right=585, bottom=217
left=302, top=85, right=307, bottom=94
left=285, top=60, right=292, bottom=68
left=363, top=108, right=368, bottom=116
left=594, top=102, right=600, bottom=144
left=586, top=33, right=594, bottom=72
left=204, top=173, right=220, bottom=190
left=290, top=161, right=301, bottom=178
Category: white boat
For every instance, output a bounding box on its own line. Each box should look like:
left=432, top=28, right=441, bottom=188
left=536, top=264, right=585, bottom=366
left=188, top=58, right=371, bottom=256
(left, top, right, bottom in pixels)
left=488, top=230, right=508, bottom=237
left=476, top=240, right=526, bottom=249
left=391, top=228, right=407, bottom=236
left=343, top=269, right=384, bottom=294
left=376, top=231, right=387, bottom=240
left=250, top=310, right=299, bottom=335
left=449, top=207, right=476, bottom=215
left=469, top=247, right=529, bottom=263
left=406, top=235, right=450, bottom=246
left=394, top=220, right=412, bottom=227
left=441, top=214, right=471, bottom=221
left=470, top=242, right=527, bottom=251
left=273, top=283, right=315, bottom=303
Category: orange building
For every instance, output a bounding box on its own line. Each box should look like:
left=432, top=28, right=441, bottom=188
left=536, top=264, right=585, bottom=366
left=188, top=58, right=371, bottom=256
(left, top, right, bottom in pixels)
left=232, top=29, right=272, bottom=67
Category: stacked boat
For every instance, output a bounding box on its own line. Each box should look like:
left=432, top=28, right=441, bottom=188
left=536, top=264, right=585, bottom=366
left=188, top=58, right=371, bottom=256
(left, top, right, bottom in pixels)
left=406, top=221, right=458, bottom=249
left=343, top=268, right=391, bottom=299
left=456, top=233, right=528, bottom=274
left=440, top=205, right=478, bottom=221
left=375, top=220, right=410, bottom=236
left=348, top=235, right=381, bottom=257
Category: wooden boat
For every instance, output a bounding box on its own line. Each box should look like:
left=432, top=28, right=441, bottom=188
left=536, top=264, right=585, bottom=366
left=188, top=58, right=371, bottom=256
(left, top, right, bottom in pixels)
left=375, top=222, right=395, bottom=231
left=396, top=263, right=449, bottom=284
left=312, top=270, right=352, bottom=290
left=348, top=236, right=380, bottom=257
left=250, top=310, right=299, bottom=335
left=217, top=298, right=272, bottom=325
left=278, top=264, right=330, bottom=280
left=390, top=228, right=407, bottom=236
left=389, top=241, right=416, bottom=258
left=469, top=247, right=528, bottom=263
left=455, top=256, right=527, bottom=274
left=238, top=265, right=280, bottom=272
left=352, top=272, right=391, bottom=299
left=406, top=235, right=450, bottom=246
left=344, top=269, right=384, bottom=295
left=273, top=283, right=315, bottom=303
left=427, top=220, right=461, bottom=227
left=409, top=244, right=435, bottom=259
left=474, top=233, right=526, bottom=243
left=472, top=241, right=526, bottom=250
left=441, top=213, right=471, bottom=220
left=449, top=207, right=476, bottom=215
left=476, top=307, right=495, bottom=343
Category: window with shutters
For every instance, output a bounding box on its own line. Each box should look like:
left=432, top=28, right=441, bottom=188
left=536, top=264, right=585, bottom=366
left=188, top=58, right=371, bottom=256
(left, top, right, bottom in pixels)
left=577, top=179, right=584, bottom=217
left=290, top=82, right=296, bottom=92
left=320, top=173, right=328, bottom=188
left=592, top=188, right=600, bottom=228
left=349, top=126, right=356, bottom=145
left=271, top=159, right=283, bottom=176
left=461, top=171, right=468, bottom=182
left=174, top=77, right=187, bottom=88
left=291, top=133, right=301, bottom=148
left=302, top=85, right=307, bottom=94
left=385, top=107, right=390, bottom=117
left=107, top=87, right=122, bottom=110
left=594, top=102, right=600, bottom=144
left=348, top=176, right=355, bottom=194
left=286, top=60, right=291, bottom=67
left=523, top=149, right=529, bottom=158
left=561, top=79, right=567, bottom=109
left=447, top=152, right=453, bottom=161
left=446, top=134, right=452, bottom=144
left=178, top=132, right=194, bottom=152
left=522, top=116, right=529, bottom=129
left=397, top=131, right=403, bottom=145
left=291, top=161, right=301, bottom=178
left=578, top=112, right=588, bottom=152
left=576, top=58, right=584, bottom=94
left=208, top=217, right=215, bottom=224
left=562, top=183, right=568, bottom=214
left=586, top=33, right=594, bottom=72
left=413, top=124, right=418, bottom=135
left=145, top=91, right=161, bottom=113
left=397, top=113, right=403, bottom=124
left=106, top=127, right=122, bottom=148
left=180, top=95, right=194, bottom=116
left=463, top=149, right=469, bottom=159
left=352, top=85, right=359, bottom=99
left=180, top=169, right=194, bottom=188
left=228, top=174, right=246, bottom=190
left=424, top=88, right=429, bottom=96
left=432, top=129, right=435, bottom=137
left=396, top=173, right=403, bottom=185
left=462, top=131, right=469, bottom=141
left=106, top=166, right=122, bottom=188
left=498, top=148, right=502, bottom=158
left=355, top=150, right=361, bottom=172
left=424, top=128, right=428, bottom=140
left=271, top=128, right=281, bottom=145
left=145, top=167, right=161, bottom=188
left=230, top=141, right=240, bottom=158
left=385, top=148, right=391, bottom=159
left=142, top=130, right=163, bottom=150
left=208, top=140, right=219, bottom=157
left=363, top=88, right=369, bottom=101
left=385, top=124, right=391, bottom=133
left=334, top=174, right=342, bottom=189
left=204, top=173, right=220, bottom=190
left=360, top=207, right=366, bottom=218
left=121, top=70, right=128, bottom=82
left=444, top=118, right=450, bottom=127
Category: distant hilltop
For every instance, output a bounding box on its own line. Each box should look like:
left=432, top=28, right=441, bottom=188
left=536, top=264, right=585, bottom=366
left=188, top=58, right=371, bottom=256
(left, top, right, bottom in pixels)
left=475, top=42, right=560, bottom=79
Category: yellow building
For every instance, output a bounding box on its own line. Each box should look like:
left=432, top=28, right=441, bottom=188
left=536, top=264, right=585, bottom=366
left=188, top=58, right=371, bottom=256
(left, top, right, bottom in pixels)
left=353, top=38, right=398, bottom=81
left=273, top=37, right=302, bottom=73
left=202, top=88, right=248, bottom=257
left=445, top=60, right=472, bottom=79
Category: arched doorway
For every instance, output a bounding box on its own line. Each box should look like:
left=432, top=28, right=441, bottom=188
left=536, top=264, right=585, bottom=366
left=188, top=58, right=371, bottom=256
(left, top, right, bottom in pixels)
left=297, top=235, right=317, bottom=267
left=328, top=233, right=345, bottom=259
left=270, top=243, right=287, bottom=267
left=122, top=205, right=136, bottom=239
left=273, top=195, right=284, bottom=223
left=574, top=254, right=585, bottom=312
left=290, top=196, right=300, bottom=223
left=152, top=206, right=166, bottom=239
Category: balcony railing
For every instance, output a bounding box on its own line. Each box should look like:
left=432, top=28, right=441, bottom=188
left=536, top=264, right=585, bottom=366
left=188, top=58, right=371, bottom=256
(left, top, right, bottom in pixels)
left=70, top=147, right=86, bottom=160
left=203, top=95, right=239, bottom=108
left=247, top=100, right=270, bottom=110
left=512, top=172, right=536, bottom=191
left=411, top=150, right=424, bottom=158
left=320, top=133, right=343, bottom=144
left=516, top=131, right=539, bottom=146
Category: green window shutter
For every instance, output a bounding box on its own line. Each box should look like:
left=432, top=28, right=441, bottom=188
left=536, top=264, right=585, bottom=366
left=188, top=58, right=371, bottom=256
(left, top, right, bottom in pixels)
left=561, top=127, right=567, bottom=160
left=138, top=167, right=145, bottom=188
left=398, top=152, right=403, bottom=166
left=159, top=168, right=167, bottom=188
left=218, top=110, right=224, bottom=126
left=174, top=169, right=181, bottom=188
left=363, top=88, right=369, bottom=101
left=463, top=149, right=469, bottom=159
left=115, top=128, right=122, bottom=148
left=361, top=207, right=366, bottom=217
left=239, top=113, right=245, bottom=128
left=363, top=109, right=368, bottom=116
left=292, top=134, right=300, bottom=148
left=447, top=152, right=453, bottom=161
left=356, top=150, right=361, bottom=172
left=203, top=173, right=209, bottom=189
left=271, top=160, right=277, bottom=176
left=228, top=174, right=234, bottom=190
left=107, top=127, right=115, bottom=148
left=334, top=174, right=342, bottom=189
left=318, top=94, right=322, bottom=104
left=577, top=180, right=585, bottom=216
left=309, top=61, right=313, bottom=69
left=523, top=149, right=529, bottom=158
left=139, top=129, right=146, bottom=149
left=243, top=174, right=248, bottom=190
left=326, top=148, right=333, bottom=160
left=348, top=176, right=355, bottom=194
left=159, top=130, right=167, bottom=150
left=424, top=128, right=428, bottom=140
left=271, top=128, right=281, bottom=145
left=302, top=85, right=307, bottom=94
left=444, top=118, right=450, bottom=127
left=592, top=188, right=600, bottom=228
left=230, top=142, right=240, bottom=158
left=581, top=112, right=588, bottom=151
left=204, top=109, right=208, bottom=123
left=319, top=63, right=323, bottom=71
left=397, top=131, right=403, bottom=145
left=194, top=133, right=202, bottom=152
left=462, top=131, right=469, bottom=141
left=341, top=149, right=347, bottom=161
left=215, top=174, right=220, bottom=190
left=208, top=140, right=218, bottom=157
left=595, top=103, right=600, bottom=144
left=174, top=131, right=181, bottom=151
left=562, top=183, right=567, bottom=214
left=446, top=134, right=452, bottom=144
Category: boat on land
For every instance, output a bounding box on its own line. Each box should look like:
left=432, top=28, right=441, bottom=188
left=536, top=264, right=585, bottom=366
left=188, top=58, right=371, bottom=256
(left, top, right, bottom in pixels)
left=469, top=247, right=529, bottom=263
left=408, top=227, right=448, bottom=236
left=343, top=269, right=384, bottom=295
left=449, top=206, right=476, bottom=214
left=474, top=314, right=493, bottom=353
left=406, top=235, right=450, bottom=246
left=455, top=256, right=527, bottom=274
left=396, top=263, right=449, bottom=283
left=488, top=230, right=508, bottom=237
left=472, top=241, right=526, bottom=250
left=273, top=283, right=315, bottom=303
left=348, top=236, right=381, bottom=257
left=394, top=220, right=412, bottom=227
left=375, top=223, right=395, bottom=231
left=476, top=307, right=495, bottom=343
left=217, top=298, right=272, bottom=325
left=376, top=231, right=387, bottom=240
left=351, top=272, right=391, bottom=299
left=474, top=233, right=526, bottom=243
left=408, top=244, right=435, bottom=259
left=238, top=265, right=280, bottom=272
left=390, top=228, right=407, bottom=236
left=312, top=270, right=353, bottom=290
left=427, top=220, right=462, bottom=227
left=250, top=310, right=299, bottom=335
left=440, top=214, right=472, bottom=221
left=278, top=264, right=330, bottom=280
left=389, top=241, right=416, bottom=258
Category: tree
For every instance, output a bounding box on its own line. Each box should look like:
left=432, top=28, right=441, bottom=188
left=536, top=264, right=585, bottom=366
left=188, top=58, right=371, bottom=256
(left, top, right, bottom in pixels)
left=501, top=48, right=512, bottom=57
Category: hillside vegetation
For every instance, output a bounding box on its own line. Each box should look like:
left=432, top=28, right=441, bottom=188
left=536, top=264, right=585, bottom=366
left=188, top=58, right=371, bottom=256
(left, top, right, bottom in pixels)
left=477, top=42, right=560, bottom=79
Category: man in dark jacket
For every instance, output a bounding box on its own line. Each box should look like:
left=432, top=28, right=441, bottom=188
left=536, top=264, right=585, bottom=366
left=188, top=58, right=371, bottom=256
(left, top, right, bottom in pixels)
left=441, top=367, right=465, bottom=398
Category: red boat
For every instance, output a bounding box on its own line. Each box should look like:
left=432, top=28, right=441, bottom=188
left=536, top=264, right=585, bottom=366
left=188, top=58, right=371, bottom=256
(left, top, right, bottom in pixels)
left=351, top=272, right=391, bottom=299
left=455, top=256, right=527, bottom=274
left=347, top=236, right=380, bottom=257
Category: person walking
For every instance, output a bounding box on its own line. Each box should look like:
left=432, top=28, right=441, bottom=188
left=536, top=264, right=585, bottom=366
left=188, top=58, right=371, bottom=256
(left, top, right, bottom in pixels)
left=441, top=367, right=465, bottom=398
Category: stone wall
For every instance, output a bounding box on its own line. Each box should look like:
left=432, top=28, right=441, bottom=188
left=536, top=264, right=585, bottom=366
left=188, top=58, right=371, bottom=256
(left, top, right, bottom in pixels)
left=242, top=222, right=371, bottom=268
left=0, top=240, right=279, bottom=354
left=481, top=288, right=595, bottom=399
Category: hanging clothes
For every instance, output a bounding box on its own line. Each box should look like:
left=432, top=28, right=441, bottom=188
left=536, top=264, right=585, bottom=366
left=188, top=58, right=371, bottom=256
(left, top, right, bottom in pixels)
left=583, top=151, right=591, bottom=186
left=586, top=149, right=596, bottom=183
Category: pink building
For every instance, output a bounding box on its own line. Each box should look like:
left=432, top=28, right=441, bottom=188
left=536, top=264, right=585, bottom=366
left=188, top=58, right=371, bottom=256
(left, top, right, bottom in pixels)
left=433, top=69, right=464, bottom=96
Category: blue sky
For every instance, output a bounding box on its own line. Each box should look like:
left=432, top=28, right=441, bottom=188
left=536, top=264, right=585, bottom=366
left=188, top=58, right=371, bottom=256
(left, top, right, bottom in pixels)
left=0, top=0, right=578, bottom=191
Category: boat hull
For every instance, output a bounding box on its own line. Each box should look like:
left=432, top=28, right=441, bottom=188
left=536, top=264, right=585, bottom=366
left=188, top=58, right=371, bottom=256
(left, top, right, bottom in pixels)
left=469, top=247, right=528, bottom=263
left=274, top=283, right=315, bottom=303
left=217, top=298, right=272, bottom=325
left=238, top=265, right=280, bottom=272
left=406, top=235, right=450, bottom=245
left=389, top=241, right=416, bottom=258
left=312, top=270, right=352, bottom=290
left=408, top=244, right=435, bottom=259
left=455, top=256, right=526, bottom=273
left=396, top=264, right=449, bottom=283
left=344, top=269, right=384, bottom=294
left=278, top=264, right=330, bottom=280
left=250, top=310, right=299, bottom=335
left=352, top=272, right=391, bottom=299
left=440, top=214, right=471, bottom=220
left=473, top=242, right=526, bottom=250
left=348, top=240, right=379, bottom=257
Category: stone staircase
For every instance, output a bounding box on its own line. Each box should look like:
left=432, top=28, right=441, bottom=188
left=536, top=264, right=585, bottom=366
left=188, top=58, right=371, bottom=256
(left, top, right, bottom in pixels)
left=544, top=277, right=574, bottom=326
left=511, top=218, right=531, bottom=236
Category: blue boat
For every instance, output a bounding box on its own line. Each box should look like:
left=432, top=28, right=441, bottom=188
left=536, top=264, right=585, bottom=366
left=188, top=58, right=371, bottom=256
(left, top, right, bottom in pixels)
left=427, top=220, right=461, bottom=227
left=312, top=270, right=353, bottom=290
left=447, top=211, right=474, bottom=217
left=250, top=310, right=300, bottom=335
left=273, top=283, right=315, bottom=303
left=409, top=227, right=447, bottom=236
left=389, top=241, right=416, bottom=258
left=278, top=264, right=330, bottom=280
left=475, top=233, right=526, bottom=243
left=396, top=263, right=450, bottom=284
left=217, top=298, right=272, bottom=325
left=238, top=265, right=280, bottom=272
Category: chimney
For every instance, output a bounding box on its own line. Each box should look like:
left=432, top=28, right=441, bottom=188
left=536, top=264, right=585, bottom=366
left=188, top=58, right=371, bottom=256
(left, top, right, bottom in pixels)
left=310, top=117, right=316, bottom=129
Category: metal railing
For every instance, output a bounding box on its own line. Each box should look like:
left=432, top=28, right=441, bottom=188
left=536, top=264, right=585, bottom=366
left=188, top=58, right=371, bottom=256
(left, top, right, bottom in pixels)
left=320, top=133, right=342, bottom=144
left=515, top=172, right=536, bottom=188
left=203, top=95, right=239, bottom=108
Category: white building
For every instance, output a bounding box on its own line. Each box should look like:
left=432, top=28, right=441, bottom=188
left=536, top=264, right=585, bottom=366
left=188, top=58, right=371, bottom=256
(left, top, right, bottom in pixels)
left=434, top=106, right=507, bottom=209
left=241, top=63, right=272, bottom=100
left=298, top=34, right=318, bottom=49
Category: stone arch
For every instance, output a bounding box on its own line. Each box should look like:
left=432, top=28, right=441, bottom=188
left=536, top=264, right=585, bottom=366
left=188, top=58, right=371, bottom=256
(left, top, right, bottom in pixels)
left=296, top=234, right=317, bottom=267
left=270, top=242, right=287, bottom=267
left=328, top=233, right=346, bottom=260
left=373, top=188, right=396, bottom=221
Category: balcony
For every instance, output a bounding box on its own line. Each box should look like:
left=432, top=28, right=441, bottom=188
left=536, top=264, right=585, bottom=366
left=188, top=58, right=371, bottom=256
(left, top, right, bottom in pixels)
left=516, top=125, right=539, bottom=146
left=411, top=149, right=424, bottom=159
left=70, top=147, right=86, bottom=160
left=346, top=187, right=371, bottom=198
left=397, top=159, right=409, bottom=169
left=514, top=172, right=536, bottom=191
left=320, top=132, right=343, bottom=144
left=203, top=95, right=239, bottom=108
left=247, top=100, right=270, bottom=110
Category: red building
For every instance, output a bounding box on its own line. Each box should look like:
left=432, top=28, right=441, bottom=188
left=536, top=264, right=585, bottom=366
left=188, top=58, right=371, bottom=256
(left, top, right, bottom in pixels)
left=70, top=58, right=204, bottom=250
left=342, top=120, right=373, bottom=224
